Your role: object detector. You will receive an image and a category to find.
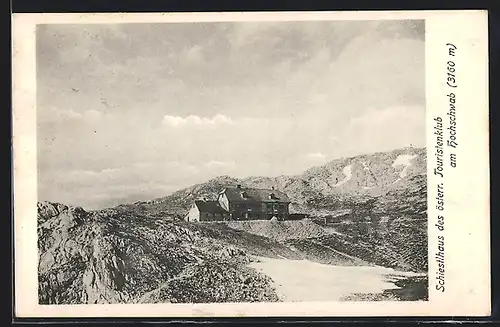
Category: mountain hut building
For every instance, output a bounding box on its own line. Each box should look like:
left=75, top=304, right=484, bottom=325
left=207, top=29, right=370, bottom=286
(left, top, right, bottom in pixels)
left=184, top=185, right=291, bottom=222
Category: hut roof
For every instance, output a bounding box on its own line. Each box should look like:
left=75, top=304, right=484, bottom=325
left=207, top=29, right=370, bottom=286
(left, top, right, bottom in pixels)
left=222, top=186, right=291, bottom=203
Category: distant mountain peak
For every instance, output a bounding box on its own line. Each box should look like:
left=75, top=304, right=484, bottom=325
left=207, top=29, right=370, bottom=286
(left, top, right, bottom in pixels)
left=124, top=147, right=426, bottom=218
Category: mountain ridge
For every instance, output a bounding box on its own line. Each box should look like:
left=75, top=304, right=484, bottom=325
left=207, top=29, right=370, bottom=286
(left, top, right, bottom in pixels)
left=37, top=146, right=428, bottom=304
left=121, top=146, right=426, bottom=219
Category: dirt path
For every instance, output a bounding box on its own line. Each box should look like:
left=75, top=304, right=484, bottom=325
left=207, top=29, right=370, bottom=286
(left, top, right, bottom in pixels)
left=248, top=257, right=424, bottom=302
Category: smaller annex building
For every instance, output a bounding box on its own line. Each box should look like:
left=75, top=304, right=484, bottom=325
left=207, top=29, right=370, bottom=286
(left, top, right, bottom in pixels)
left=185, top=200, right=229, bottom=222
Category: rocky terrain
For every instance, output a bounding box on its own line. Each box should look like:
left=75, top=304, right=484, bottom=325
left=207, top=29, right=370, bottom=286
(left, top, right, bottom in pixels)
left=38, top=147, right=428, bottom=304
left=223, top=217, right=426, bottom=273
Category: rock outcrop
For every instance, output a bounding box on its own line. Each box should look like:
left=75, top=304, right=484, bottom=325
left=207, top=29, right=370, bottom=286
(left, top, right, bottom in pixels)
left=37, top=202, right=285, bottom=304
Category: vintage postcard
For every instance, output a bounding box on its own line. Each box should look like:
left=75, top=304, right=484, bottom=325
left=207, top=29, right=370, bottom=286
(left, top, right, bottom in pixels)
left=12, top=10, right=490, bottom=318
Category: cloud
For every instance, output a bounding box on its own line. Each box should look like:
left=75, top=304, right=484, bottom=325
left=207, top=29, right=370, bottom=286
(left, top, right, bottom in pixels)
left=50, top=108, right=83, bottom=122
left=162, top=114, right=233, bottom=128
left=37, top=24, right=130, bottom=65
left=305, top=152, right=327, bottom=161
left=84, top=109, right=105, bottom=120
left=348, top=105, right=424, bottom=130
left=37, top=21, right=425, bottom=209
left=38, top=106, right=111, bottom=125
left=342, top=105, right=425, bottom=154
left=38, top=160, right=204, bottom=209
left=185, top=45, right=205, bottom=63
left=204, top=160, right=237, bottom=169
left=38, top=180, right=182, bottom=210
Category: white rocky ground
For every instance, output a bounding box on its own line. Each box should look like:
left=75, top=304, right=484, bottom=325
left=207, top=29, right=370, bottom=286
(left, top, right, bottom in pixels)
left=248, top=256, right=424, bottom=302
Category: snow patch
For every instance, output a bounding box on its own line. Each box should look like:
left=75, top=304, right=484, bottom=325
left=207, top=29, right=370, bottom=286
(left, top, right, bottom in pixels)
left=361, top=161, right=370, bottom=171
left=392, top=154, right=418, bottom=183
left=332, top=165, right=352, bottom=187
left=248, top=257, right=423, bottom=302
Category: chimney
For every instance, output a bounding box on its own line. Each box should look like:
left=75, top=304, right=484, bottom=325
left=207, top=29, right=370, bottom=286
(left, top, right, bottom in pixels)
left=272, top=186, right=275, bottom=190
left=237, top=184, right=241, bottom=189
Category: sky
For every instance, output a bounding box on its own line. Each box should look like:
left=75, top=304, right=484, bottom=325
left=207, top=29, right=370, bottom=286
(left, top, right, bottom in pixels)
left=37, top=19, right=425, bottom=209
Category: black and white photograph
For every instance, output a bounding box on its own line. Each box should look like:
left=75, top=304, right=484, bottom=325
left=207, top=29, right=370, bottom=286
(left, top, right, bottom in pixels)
left=35, top=18, right=429, bottom=305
